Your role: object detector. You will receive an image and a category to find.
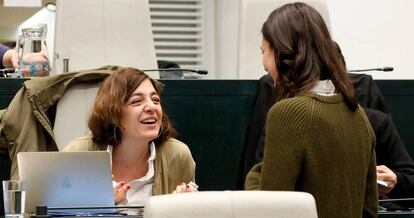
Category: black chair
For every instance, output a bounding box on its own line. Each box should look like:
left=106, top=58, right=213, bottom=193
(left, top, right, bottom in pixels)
left=157, top=60, right=183, bottom=79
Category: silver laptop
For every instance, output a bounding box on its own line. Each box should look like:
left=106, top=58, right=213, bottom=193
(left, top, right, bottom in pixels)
left=17, top=151, right=115, bottom=214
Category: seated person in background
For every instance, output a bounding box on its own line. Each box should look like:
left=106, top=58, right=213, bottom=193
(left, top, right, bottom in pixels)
left=0, top=44, right=18, bottom=69
left=64, top=68, right=196, bottom=205
left=365, top=108, right=414, bottom=200
left=245, top=2, right=378, bottom=218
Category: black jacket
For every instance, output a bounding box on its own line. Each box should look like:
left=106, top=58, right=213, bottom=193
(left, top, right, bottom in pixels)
left=365, top=108, right=414, bottom=199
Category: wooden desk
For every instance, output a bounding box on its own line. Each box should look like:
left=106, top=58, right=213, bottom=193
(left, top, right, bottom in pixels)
left=1, top=78, right=414, bottom=190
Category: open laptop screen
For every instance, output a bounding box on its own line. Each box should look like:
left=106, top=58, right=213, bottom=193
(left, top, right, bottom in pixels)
left=17, top=151, right=115, bottom=214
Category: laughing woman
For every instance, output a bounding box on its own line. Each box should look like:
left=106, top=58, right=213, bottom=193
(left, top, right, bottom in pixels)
left=64, top=68, right=195, bottom=206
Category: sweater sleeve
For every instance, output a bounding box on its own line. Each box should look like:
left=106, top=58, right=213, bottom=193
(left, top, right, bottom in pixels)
left=0, top=44, right=11, bottom=69
left=260, top=99, right=307, bottom=191
left=363, top=146, right=379, bottom=217
left=245, top=162, right=263, bottom=190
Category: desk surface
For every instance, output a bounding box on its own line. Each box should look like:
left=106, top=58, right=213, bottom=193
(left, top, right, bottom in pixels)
left=0, top=212, right=409, bottom=218
left=379, top=211, right=414, bottom=217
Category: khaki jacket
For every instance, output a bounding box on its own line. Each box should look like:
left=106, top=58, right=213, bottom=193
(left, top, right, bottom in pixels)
left=64, top=134, right=196, bottom=195
left=0, top=66, right=121, bottom=179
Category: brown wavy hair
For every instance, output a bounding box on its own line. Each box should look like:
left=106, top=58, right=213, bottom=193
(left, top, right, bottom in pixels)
left=262, top=2, right=357, bottom=110
left=88, top=67, right=176, bottom=147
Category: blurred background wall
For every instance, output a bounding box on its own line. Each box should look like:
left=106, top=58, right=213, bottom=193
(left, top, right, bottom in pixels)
left=1, top=0, right=413, bottom=79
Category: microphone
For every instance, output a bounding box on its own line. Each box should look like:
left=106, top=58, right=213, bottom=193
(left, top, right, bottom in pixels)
left=348, top=66, right=393, bottom=73
left=2, top=68, right=209, bottom=78
left=142, top=68, right=208, bottom=75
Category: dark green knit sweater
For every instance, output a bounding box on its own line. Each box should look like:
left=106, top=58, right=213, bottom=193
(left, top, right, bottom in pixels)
left=245, top=93, right=378, bottom=218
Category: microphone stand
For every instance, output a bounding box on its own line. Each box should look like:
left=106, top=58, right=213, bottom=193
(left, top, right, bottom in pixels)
left=1, top=68, right=208, bottom=78
left=348, top=67, right=393, bottom=73
left=143, top=68, right=208, bottom=75
left=143, top=68, right=208, bottom=79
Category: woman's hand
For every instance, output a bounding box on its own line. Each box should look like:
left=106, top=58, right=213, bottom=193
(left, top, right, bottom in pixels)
left=172, top=182, right=199, bottom=194
left=377, top=165, right=397, bottom=195
left=113, top=181, right=131, bottom=205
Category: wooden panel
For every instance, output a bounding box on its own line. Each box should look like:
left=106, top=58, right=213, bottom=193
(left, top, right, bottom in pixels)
left=0, top=78, right=413, bottom=194
left=0, top=78, right=27, bottom=109
left=161, top=80, right=256, bottom=190
left=376, top=80, right=414, bottom=161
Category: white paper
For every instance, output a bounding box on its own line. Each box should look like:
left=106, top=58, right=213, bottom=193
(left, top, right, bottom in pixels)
left=377, top=180, right=388, bottom=187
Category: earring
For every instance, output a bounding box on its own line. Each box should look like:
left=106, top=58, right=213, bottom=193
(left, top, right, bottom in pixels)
left=113, top=126, right=119, bottom=144
left=157, top=123, right=163, bottom=138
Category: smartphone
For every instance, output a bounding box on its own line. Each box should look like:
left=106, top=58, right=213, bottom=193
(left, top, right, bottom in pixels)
left=377, top=180, right=388, bottom=187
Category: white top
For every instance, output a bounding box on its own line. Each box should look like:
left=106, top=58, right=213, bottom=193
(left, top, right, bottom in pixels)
left=310, top=80, right=336, bottom=96
left=107, top=142, right=156, bottom=206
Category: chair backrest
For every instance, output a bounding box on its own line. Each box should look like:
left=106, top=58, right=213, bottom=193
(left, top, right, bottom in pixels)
left=237, top=0, right=331, bottom=79
left=53, top=82, right=100, bottom=150
left=53, top=0, right=159, bottom=78
left=144, top=191, right=318, bottom=218
left=53, top=0, right=160, bottom=148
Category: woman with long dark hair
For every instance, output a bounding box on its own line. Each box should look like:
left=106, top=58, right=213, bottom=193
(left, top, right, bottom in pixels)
left=245, top=3, right=378, bottom=217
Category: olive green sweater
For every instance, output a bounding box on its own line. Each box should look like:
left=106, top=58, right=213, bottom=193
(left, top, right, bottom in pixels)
left=245, top=93, right=378, bottom=218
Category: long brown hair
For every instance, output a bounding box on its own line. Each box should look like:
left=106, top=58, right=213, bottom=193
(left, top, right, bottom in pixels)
left=262, top=2, right=357, bottom=110
left=88, top=67, right=176, bottom=147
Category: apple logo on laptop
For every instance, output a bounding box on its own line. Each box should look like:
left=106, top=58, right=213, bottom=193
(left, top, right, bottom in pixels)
left=61, top=176, right=72, bottom=189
